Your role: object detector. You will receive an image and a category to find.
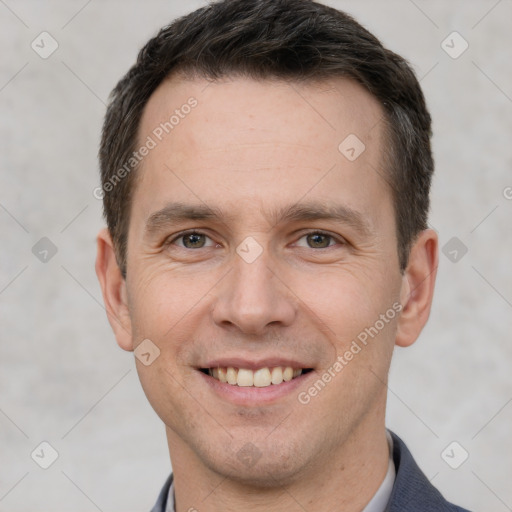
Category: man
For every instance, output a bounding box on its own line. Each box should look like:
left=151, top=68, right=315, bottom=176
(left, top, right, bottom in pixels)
left=95, top=0, right=471, bottom=510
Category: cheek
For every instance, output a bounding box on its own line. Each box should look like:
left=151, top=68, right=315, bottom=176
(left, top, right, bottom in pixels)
left=128, top=264, right=217, bottom=339
left=290, top=266, right=393, bottom=338
left=289, top=266, right=400, bottom=390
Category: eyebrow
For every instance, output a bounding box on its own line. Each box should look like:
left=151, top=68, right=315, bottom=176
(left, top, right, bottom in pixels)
left=143, top=201, right=373, bottom=238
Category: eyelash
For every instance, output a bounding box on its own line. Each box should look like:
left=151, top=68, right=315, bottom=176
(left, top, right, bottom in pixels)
left=165, top=229, right=345, bottom=249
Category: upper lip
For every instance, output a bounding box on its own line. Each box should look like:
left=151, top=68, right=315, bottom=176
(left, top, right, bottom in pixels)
left=200, top=357, right=313, bottom=371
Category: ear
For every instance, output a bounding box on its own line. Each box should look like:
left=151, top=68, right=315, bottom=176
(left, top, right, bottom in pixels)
left=395, top=229, right=438, bottom=348
left=95, top=227, right=134, bottom=351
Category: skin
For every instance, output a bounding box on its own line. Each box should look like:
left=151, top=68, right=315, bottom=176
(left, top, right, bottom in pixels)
left=96, top=75, right=438, bottom=512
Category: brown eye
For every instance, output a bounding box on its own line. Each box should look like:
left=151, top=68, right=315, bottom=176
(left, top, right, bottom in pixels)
left=181, top=232, right=206, bottom=248
left=295, top=231, right=341, bottom=249
left=167, top=231, right=215, bottom=249
left=306, top=233, right=332, bottom=248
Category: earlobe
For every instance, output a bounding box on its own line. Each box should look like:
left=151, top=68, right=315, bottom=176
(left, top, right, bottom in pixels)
left=395, top=229, right=438, bottom=348
left=95, top=228, right=134, bottom=352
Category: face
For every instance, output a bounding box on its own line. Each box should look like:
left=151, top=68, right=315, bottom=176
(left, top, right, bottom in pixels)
left=97, top=75, right=435, bottom=486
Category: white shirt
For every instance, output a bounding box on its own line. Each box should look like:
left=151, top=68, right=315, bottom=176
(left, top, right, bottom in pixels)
left=166, top=430, right=395, bottom=512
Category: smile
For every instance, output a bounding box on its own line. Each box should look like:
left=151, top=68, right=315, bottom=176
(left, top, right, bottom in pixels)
left=200, top=366, right=313, bottom=388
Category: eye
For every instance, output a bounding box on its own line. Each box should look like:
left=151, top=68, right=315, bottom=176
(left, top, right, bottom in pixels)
left=295, top=231, right=343, bottom=249
left=166, top=230, right=216, bottom=249
left=164, top=230, right=344, bottom=251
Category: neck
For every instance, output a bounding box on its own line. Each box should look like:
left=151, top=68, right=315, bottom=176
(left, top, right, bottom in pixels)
left=166, top=405, right=390, bottom=512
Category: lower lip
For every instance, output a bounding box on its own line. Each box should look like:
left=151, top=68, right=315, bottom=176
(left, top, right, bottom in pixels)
left=197, top=370, right=314, bottom=406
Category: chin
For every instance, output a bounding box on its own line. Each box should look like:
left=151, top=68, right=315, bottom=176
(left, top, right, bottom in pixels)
left=202, top=437, right=309, bottom=488
left=220, top=461, right=304, bottom=489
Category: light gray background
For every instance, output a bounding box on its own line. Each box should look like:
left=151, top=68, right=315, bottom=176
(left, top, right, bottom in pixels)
left=1, top=0, right=511, bottom=511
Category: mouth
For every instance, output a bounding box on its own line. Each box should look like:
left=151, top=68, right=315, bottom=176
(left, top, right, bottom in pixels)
left=199, top=366, right=314, bottom=388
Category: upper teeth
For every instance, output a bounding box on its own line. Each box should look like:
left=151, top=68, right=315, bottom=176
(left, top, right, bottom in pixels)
left=208, top=366, right=303, bottom=387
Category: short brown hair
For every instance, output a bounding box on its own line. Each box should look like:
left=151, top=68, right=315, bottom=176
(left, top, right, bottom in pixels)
left=99, top=0, right=433, bottom=277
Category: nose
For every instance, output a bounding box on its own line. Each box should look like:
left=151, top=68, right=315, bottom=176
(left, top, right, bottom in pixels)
left=211, top=244, right=296, bottom=336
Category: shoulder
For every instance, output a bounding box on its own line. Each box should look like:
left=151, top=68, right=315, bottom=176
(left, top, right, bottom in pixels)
left=150, top=472, right=173, bottom=512
left=385, top=430, right=472, bottom=512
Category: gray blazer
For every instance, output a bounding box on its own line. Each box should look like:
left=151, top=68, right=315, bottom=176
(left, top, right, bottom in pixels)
left=150, top=430, right=472, bottom=511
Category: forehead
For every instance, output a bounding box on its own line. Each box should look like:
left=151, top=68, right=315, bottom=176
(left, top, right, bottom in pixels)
left=139, top=74, right=385, bottom=156
left=132, top=74, right=390, bottom=229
